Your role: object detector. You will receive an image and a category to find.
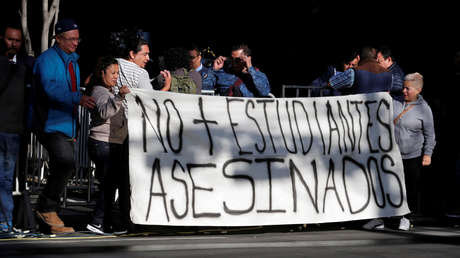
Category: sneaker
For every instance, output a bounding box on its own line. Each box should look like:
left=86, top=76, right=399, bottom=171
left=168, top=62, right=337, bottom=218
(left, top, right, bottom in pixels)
left=113, top=227, right=128, bottom=235
left=363, top=219, right=384, bottom=230
left=0, top=221, right=12, bottom=232
left=87, top=223, right=105, bottom=235
left=399, top=217, right=411, bottom=231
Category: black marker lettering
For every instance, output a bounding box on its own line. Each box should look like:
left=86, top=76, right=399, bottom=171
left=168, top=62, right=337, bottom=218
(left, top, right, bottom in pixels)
left=323, top=159, right=345, bottom=213
left=289, top=159, right=319, bottom=213
left=276, top=100, right=297, bottom=153
left=256, top=158, right=286, bottom=213
left=164, top=99, right=183, bottom=153
left=222, top=158, right=255, bottom=215
left=292, top=100, right=314, bottom=155
left=193, top=97, right=218, bottom=155
left=365, top=101, right=379, bottom=153
left=227, top=98, right=252, bottom=155
left=246, top=100, right=266, bottom=153
left=146, top=158, right=169, bottom=222
left=342, top=156, right=370, bottom=214
left=170, top=160, right=189, bottom=219
left=188, top=163, right=220, bottom=218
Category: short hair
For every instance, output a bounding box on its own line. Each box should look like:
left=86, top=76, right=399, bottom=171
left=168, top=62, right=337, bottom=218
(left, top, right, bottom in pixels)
left=344, top=48, right=360, bottom=64
left=404, top=72, right=424, bottom=89
left=187, top=43, right=201, bottom=55
left=2, top=22, right=22, bottom=36
left=360, top=46, right=377, bottom=60
left=124, top=37, right=148, bottom=59
left=231, top=43, right=251, bottom=56
left=377, top=45, right=394, bottom=60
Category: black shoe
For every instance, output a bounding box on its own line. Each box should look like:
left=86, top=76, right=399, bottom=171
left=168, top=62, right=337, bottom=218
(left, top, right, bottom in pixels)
left=87, top=223, right=104, bottom=235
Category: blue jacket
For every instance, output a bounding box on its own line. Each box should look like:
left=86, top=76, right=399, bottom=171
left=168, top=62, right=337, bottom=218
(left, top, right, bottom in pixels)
left=330, top=59, right=392, bottom=94
left=33, top=44, right=81, bottom=138
left=388, top=62, right=405, bottom=100
left=310, top=65, right=342, bottom=96
left=211, top=67, right=270, bottom=97
left=352, top=62, right=392, bottom=94
left=198, top=65, right=216, bottom=91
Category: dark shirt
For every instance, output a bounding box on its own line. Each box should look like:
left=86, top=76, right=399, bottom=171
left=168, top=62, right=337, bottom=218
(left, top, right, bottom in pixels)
left=0, top=56, right=28, bottom=134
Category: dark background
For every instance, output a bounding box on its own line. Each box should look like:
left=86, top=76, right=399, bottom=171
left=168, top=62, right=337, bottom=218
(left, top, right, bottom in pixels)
left=2, top=0, right=460, bottom=217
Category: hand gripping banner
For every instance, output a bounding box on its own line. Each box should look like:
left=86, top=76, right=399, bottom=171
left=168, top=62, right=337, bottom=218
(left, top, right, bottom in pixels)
left=126, top=90, right=409, bottom=226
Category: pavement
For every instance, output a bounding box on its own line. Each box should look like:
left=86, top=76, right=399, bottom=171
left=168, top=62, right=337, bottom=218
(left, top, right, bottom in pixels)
left=2, top=203, right=460, bottom=258
left=1, top=223, right=460, bottom=257
left=3, top=192, right=460, bottom=257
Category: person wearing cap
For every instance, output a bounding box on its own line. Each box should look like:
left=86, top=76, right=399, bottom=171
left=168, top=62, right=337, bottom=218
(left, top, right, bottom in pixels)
left=32, top=18, right=95, bottom=234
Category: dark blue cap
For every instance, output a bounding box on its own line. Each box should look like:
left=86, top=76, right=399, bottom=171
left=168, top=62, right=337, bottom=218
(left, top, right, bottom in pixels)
left=55, top=18, right=79, bottom=34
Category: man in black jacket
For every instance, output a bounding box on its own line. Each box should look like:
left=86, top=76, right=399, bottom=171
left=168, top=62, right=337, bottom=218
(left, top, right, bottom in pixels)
left=0, top=23, right=34, bottom=233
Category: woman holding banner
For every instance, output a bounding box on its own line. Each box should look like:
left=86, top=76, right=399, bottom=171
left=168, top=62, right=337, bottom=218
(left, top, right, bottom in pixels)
left=393, top=72, right=436, bottom=230
left=85, top=56, right=131, bottom=234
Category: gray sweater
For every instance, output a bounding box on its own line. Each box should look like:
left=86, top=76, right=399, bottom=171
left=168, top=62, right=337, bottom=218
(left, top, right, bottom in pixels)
left=393, top=95, right=436, bottom=159
left=89, top=86, right=128, bottom=144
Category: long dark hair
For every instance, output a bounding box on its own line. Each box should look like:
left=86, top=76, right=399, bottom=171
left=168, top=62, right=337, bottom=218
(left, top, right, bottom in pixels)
left=86, top=56, right=118, bottom=94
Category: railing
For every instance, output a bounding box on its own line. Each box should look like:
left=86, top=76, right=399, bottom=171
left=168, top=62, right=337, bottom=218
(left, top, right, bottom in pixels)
left=16, top=105, right=96, bottom=208
left=281, top=85, right=328, bottom=98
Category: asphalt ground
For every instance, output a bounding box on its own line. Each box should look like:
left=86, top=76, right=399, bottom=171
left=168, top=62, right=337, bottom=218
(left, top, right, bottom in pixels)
left=1, top=211, right=460, bottom=258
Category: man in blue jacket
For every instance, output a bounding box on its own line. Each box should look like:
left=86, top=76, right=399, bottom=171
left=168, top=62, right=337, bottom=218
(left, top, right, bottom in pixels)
left=33, top=18, right=95, bottom=234
left=210, top=44, right=270, bottom=97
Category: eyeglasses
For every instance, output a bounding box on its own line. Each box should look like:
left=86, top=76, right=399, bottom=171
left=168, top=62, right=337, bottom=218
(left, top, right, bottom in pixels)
left=61, top=37, right=82, bottom=43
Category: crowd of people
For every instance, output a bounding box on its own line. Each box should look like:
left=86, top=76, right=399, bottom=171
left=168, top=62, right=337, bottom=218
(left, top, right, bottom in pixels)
left=0, top=18, right=436, bottom=236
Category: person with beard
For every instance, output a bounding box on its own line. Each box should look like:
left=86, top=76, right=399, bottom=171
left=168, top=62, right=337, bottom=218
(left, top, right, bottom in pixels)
left=211, top=44, right=270, bottom=97
left=0, top=23, right=34, bottom=234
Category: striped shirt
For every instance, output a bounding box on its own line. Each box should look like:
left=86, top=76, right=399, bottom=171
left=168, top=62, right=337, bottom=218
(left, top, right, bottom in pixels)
left=116, top=58, right=153, bottom=118
left=116, top=58, right=153, bottom=90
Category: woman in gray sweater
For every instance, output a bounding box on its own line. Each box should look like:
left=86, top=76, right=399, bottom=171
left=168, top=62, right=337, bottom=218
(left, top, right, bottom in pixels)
left=86, top=56, right=130, bottom=234
left=393, top=72, right=436, bottom=230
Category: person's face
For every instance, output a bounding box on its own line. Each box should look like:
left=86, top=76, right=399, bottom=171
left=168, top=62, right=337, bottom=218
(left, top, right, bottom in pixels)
left=102, top=64, right=119, bottom=88
left=3, top=27, right=22, bottom=58
left=189, top=49, right=201, bottom=70
left=230, top=49, right=247, bottom=73
left=403, top=81, right=421, bottom=102
left=377, top=52, right=392, bottom=69
left=56, top=29, right=80, bottom=54
left=130, top=44, right=150, bottom=68
left=343, top=56, right=360, bottom=71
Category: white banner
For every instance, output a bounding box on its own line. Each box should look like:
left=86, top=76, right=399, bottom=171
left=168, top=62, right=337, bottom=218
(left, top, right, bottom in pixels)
left=126, top=90, right=409, bottom=226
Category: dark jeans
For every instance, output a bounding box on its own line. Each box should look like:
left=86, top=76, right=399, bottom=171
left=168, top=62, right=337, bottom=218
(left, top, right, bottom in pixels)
left=36, top=132, right=76, bottom=212
left=0, top=132, right=20, bottom=223
left=88, top=137, right=130, bottom=229
left=403, top=156, right=423, bottom=215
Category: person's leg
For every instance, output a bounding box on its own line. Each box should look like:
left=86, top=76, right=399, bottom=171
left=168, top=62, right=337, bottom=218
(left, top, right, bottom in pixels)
left=37, top=132, right=75, bottom=212
left=35, top=132, right=75, bottom=233
left=0, top=132, right=20, bottom=232
left=97, top=142, right=124, bottom=232
left=115, top=137, right=133, bottom=232
left=403, top=156, right=423, bottom=215
left=87, top=138, right=110, bottom=233
left=399, top=156, right=422, bottom=231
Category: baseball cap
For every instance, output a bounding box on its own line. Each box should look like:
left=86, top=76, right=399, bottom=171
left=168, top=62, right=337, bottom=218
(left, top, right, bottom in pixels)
left=55, top=18, right=79, bottom=34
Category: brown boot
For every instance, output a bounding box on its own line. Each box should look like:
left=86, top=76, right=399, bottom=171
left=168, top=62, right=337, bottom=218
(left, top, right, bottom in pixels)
left=50, top=225, right=75, bottom=234
left=36, top=211, right=65, bottom=227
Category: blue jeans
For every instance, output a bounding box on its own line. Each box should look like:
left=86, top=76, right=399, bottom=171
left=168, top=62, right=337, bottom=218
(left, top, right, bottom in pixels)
left=0, top=132, right=20, bottom=223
